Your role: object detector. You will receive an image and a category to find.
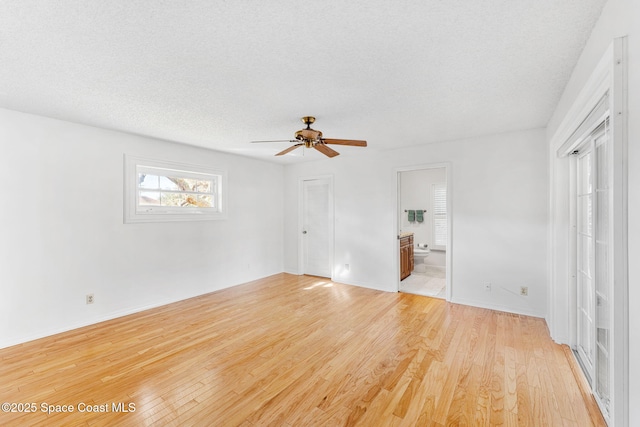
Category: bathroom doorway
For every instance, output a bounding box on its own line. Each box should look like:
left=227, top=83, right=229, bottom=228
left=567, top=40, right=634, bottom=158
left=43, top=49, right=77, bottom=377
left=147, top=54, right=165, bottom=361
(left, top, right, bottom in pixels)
left=396, top=164, right=451, bottom=299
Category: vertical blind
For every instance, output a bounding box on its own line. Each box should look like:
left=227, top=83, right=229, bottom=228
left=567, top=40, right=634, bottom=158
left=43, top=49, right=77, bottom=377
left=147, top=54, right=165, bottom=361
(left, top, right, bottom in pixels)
left=433, top=183, right=447, bottom=249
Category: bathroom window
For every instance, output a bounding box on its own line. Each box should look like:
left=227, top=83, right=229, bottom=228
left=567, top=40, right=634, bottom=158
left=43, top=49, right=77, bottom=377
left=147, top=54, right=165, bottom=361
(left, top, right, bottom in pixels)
left=432, top=183, right=447, bottom=250
left=124, top=155, right=227, bottom=223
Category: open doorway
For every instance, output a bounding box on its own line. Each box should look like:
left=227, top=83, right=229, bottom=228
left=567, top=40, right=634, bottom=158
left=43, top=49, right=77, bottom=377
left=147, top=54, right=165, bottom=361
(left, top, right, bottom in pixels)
left=396, top=164, right=451, bottom=299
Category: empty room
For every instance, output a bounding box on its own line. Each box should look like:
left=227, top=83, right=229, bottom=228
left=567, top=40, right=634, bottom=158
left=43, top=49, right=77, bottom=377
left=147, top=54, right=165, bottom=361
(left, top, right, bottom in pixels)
left=0, top=1, right=637, bottom=426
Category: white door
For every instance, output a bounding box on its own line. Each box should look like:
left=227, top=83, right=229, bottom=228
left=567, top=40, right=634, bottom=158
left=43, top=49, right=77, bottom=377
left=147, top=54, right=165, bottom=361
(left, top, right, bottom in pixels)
left=575, top=122, right=611, bottom=417
left=576, top=147, right=596, bottom=382
left=592, top=125, right=611, bottom=415
left=302, top=178, right=331, bottom=278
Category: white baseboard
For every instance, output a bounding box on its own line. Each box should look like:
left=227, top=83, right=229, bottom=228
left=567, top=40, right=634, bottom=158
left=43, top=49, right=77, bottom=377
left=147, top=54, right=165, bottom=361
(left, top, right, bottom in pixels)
left=451, top=297, right=546, bottom=319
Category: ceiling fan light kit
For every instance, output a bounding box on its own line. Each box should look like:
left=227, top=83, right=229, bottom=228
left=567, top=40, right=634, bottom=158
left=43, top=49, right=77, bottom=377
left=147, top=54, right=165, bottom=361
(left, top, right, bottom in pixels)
left=251, top=116, right=367, bottom=158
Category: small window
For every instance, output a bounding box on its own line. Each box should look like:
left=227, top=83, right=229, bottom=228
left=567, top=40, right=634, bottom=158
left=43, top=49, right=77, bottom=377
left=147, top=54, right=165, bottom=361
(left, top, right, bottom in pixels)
left=432, top=183, right=447, bottom=250
left=124, top=155, right=227, bottom=223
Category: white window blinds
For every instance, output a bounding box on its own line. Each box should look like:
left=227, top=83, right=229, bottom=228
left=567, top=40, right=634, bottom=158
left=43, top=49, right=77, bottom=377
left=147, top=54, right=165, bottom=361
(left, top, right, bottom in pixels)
left=432, top=183, right=447, bottom=250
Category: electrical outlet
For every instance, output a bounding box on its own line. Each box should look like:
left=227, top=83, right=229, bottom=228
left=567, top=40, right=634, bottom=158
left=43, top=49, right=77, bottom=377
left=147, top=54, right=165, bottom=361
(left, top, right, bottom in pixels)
left=86, top=294, right=94, bottom=304
left=520, top=286, right=528, bottom=296
left=484, top=283, right=491, bottom=291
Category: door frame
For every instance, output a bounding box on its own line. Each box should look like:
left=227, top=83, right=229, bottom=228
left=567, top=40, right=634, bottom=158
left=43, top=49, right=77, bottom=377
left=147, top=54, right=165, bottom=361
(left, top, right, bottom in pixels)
left=550, top=37, right=628, bottom=426
left=393, top=162, right=452, bottom=300
left=297, top=174, right=334, bottom=279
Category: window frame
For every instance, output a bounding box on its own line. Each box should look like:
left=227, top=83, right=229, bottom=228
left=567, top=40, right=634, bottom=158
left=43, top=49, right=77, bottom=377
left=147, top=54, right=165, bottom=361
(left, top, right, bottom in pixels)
left=124, top=155, right=227, bottom=223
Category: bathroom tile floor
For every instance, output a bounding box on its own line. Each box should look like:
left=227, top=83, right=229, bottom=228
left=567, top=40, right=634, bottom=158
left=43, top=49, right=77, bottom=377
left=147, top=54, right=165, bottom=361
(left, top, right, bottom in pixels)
left=400, top=266, right=446, bottom=298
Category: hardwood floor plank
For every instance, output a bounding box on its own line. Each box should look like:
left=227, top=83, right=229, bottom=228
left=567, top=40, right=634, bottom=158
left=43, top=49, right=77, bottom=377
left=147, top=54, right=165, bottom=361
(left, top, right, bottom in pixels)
left=489, top=312, right=506, bottom=426
left=0, top=273, right=606, bottom=426
left=515, top=361, right=534, bottom=426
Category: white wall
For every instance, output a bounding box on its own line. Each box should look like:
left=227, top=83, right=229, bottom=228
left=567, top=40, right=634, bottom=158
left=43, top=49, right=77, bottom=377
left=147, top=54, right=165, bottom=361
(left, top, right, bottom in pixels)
left=0, top=108, right=284, bottom=349
left=546, top=0, right=639, bottom=424
left=284, top=128, right=548, bottom=317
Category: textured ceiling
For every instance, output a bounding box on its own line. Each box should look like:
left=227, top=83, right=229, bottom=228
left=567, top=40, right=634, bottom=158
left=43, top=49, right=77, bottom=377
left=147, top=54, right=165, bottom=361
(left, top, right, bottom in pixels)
left=0, top=0, right=607, bottom=163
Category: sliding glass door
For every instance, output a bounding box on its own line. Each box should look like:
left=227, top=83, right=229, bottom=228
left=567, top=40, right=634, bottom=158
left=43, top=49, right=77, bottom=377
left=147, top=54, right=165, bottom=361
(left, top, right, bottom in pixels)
left=575, top=121, right=610, bottom=418
left=576, top=147, right=595, bottom=381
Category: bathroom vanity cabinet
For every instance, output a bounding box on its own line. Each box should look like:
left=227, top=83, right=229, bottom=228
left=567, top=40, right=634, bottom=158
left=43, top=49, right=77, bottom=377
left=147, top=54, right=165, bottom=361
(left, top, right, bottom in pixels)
left=399, top=234, right=414, bottom=281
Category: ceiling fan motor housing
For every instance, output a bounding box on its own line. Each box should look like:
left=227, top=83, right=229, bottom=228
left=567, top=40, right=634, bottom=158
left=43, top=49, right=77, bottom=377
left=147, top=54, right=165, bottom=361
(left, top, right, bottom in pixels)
left=295, top=128, right=323, bottom=143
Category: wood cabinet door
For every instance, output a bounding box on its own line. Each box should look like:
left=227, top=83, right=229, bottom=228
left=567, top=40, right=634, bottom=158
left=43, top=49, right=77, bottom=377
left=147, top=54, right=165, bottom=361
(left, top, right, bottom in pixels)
left=400, top=244, right=410, bottom=280
left=409, top=246, right=414, bottom=273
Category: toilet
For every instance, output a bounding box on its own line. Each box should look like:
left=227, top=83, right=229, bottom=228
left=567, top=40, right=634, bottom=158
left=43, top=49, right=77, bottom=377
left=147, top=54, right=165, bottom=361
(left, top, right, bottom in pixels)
left=413, top=245, right=430, bottom=273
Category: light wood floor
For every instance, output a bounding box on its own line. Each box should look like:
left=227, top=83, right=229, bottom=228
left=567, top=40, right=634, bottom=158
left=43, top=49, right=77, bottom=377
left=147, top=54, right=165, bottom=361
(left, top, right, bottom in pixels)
left=0, top=273, right=605, bottom=426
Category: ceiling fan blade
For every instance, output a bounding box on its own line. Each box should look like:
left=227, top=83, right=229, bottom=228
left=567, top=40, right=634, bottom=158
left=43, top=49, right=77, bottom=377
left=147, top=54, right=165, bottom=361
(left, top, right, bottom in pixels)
left=322, top=138, right=367, bottom=147
left=314, top=143, right=340, bottom=158
left=275, top=143, right=303, bottom=156
left=251, top=139, right=297, bottom=143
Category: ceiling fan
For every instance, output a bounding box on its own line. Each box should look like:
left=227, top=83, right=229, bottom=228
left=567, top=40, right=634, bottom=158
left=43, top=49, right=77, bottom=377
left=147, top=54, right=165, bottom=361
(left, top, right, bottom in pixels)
left=251, top=116, right=367, bottom=158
